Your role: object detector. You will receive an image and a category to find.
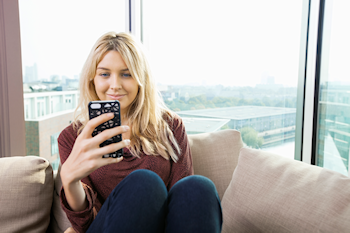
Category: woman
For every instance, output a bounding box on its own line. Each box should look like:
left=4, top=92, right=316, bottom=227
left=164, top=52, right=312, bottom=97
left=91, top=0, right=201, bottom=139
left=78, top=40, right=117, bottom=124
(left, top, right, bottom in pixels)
left=58, top=32, right=222, bottom=233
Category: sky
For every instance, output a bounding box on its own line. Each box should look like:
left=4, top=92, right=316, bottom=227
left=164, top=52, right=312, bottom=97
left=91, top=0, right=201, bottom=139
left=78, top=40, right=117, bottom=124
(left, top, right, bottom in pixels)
left=18, top=0, right=126, bottom=81
left=143, top=0, right=303, bottom=87
left=321, top=0, right=350, bottom=85
left=18, top=0, right=349, bottom=88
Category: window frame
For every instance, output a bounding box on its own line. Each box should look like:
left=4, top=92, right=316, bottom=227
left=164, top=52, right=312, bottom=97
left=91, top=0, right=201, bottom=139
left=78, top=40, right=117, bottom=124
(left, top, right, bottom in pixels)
left=299, top=0, right=327, bottom=165
left=1, top=0, right=331, bottom=166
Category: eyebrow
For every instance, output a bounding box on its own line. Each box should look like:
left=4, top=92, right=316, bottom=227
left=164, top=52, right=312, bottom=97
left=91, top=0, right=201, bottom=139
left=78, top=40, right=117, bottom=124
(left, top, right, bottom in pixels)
left=96, top=67, right=110, bottom=71
left=96, top=67, right=129, bottom=72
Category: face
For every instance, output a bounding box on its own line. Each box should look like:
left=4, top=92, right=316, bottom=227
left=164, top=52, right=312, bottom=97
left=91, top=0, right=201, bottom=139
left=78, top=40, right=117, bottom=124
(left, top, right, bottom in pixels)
left=94, top=50, right=139, bottom=116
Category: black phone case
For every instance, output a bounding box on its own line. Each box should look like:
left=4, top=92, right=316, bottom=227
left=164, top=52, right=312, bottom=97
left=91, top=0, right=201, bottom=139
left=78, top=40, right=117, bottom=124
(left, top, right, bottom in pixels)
left=88, top=100, right=123, bottom=158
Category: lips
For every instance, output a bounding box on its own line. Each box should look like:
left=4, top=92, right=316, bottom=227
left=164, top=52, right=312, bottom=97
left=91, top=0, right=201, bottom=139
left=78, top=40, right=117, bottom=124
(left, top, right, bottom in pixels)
left=107, top=94, right=126, bottom=100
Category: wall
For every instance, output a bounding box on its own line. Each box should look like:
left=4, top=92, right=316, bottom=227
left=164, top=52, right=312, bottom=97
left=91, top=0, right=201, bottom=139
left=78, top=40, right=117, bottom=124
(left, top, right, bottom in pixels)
left=25, top=111, right=75, bottom=163
left=0, top=0, right=26, bottom=157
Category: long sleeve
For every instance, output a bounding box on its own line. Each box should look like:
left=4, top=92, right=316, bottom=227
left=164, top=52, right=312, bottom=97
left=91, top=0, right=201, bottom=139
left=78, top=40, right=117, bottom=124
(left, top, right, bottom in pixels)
left=57, top=124, right=98, bottom=233
left=56, top=115, right=194, bottom=232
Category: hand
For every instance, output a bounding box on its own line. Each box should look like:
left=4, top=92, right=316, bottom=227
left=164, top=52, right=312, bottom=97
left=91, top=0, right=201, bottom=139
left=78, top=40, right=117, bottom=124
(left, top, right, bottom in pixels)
left=61, top=113, right=130, bottom=185
left=64, top=227, right=76, bottom=233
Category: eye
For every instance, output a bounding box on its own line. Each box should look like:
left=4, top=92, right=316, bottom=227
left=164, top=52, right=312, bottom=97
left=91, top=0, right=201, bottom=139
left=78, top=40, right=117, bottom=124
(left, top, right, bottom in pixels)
left=99, top=73, right=110, bottom=77
left=121, top=73, right=132, bottom=78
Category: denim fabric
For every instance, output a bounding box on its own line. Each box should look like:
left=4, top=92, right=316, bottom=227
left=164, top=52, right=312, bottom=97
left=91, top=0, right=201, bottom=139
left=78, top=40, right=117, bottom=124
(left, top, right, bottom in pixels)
left=86, top=169, right=222, bottom=233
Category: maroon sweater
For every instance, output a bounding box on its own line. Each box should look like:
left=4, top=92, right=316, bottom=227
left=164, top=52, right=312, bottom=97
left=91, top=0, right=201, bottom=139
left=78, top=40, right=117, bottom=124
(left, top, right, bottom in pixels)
left=58, top=114, right=193, bottom=233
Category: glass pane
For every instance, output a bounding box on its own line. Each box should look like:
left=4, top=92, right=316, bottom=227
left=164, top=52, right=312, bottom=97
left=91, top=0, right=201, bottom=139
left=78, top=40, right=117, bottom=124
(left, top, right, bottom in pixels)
left=316, top=0, right=350, bottom=176
left=143, top=0, right=304, bottom=159
left=19, top=0, right=126, bottom=167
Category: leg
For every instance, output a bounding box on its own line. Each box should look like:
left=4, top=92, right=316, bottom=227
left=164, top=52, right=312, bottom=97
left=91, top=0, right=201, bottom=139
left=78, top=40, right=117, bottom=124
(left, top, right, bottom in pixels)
left=87, top=169, right=168, bottom=233
left=166, top=175, right=222, bottom=233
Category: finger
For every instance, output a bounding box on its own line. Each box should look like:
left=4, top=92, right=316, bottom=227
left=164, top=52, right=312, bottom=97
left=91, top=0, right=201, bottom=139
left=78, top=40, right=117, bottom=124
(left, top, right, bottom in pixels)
left=64, top=227, right=77, bottom=233
left=92, top=125, right=129, bottom=145
left=96, top=139, right=131, bottom=158
left=81, top=113, right=115, bottom=138
left=99, top=156, right=124, bottom=167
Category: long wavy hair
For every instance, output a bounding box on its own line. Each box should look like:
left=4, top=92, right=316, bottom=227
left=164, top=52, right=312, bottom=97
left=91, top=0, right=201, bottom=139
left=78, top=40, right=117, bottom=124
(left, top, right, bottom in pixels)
left=74, top=32, right=180, bottom=161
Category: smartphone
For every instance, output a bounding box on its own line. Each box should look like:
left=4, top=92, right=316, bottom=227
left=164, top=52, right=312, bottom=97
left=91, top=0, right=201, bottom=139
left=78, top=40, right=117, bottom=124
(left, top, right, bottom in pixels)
left=88, top=100, right=123, bottom=158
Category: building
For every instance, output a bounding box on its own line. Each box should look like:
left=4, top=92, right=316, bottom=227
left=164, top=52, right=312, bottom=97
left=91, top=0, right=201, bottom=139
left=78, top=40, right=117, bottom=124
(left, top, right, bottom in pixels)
left=178, top=106, right=296, bottom=146
left=178, top=106, right=296, bottom=131
left=24, top=90, right=79, bottom=169
left=24, top=63, right=38, bottom=83
left=317, top=85, right=350, bottom=174
left=182, top=118, right=230, bottom=134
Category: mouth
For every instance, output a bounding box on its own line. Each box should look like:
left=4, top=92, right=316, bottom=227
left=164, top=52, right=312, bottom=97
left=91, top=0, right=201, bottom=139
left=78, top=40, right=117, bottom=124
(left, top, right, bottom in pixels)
left=107, top=94, right=126, bottom=100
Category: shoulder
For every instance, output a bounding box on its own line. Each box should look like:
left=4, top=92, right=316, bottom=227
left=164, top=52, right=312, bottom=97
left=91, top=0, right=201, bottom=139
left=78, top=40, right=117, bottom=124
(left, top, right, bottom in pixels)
left=58, top=123, right=80, bottom=163
left=163, top=111, right=184, bottom=130
left=163, top=111, right=187, bottom=142
left=58, top=123, right=79, bottom=144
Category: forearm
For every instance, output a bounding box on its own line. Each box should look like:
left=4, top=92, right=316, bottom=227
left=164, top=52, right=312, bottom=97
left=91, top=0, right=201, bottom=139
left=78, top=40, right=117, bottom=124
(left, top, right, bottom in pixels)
left=61, top=165, right=88, bottom=211
left=64, top=180, right=88, bottom=211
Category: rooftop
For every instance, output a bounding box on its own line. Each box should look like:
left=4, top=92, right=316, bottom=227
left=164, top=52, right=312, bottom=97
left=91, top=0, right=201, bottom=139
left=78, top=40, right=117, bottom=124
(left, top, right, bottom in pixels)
left=178, top=106, right=296, bottom=120
left=182, top=117, right=230, bottom=134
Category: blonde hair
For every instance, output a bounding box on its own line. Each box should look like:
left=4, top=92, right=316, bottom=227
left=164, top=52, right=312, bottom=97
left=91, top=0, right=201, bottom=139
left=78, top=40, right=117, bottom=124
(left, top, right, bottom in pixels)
left=74, top=32, right=180, bottom=161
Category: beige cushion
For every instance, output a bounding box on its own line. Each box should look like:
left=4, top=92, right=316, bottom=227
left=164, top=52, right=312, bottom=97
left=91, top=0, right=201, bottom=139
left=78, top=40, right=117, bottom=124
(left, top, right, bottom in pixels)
left=222, top=148, right=350, bottom=233
left=188, top=129, right=244, bottom=200
left=0, top=156, right=54, bottom=233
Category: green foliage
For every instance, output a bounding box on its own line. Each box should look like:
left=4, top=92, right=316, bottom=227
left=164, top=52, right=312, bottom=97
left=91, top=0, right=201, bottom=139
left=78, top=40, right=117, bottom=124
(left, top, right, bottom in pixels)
left=252, top=98, right=264, bottom=106
left=262, top=96, right=273, bottom=106
left=240, top=127, right=264, bottom=149
left=220, top=124, right=230, bottom=130
left=163, top=86, right=297, bottom=111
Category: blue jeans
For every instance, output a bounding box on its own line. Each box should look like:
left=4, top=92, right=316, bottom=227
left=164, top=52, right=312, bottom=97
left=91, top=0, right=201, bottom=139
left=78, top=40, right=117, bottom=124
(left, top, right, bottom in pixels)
left=86, top=169, right=222, bottom=233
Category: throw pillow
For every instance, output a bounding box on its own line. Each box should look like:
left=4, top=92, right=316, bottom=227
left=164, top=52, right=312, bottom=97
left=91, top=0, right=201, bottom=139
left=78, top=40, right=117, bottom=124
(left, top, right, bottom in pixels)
left=222, top=148, right=350, bottom=232
left=188, top=129, right=244, bottom=200
left=0, top=156, right=54, bottom=233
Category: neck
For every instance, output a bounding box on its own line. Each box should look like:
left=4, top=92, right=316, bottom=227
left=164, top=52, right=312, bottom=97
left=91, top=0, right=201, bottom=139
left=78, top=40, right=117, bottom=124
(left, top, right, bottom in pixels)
left=121, top=115, right=129, bottom=125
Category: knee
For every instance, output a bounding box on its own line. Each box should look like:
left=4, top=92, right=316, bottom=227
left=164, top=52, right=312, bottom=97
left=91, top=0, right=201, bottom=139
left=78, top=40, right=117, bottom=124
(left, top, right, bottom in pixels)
left=168, top=175, right=222, bottom=228
left=126, top=169, right=163, bottom=186
left=128, top=169, right=162, bottom=183
left=170, top=175, right=219, bottom=201
left=112, top=169, right=167, bottom=200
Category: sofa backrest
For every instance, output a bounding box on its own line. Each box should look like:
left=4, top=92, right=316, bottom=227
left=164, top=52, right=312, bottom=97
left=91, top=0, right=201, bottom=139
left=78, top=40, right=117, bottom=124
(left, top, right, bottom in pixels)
left=52, top=129, right=244, bottom=232
left=188, top=129, right=244, bottom=200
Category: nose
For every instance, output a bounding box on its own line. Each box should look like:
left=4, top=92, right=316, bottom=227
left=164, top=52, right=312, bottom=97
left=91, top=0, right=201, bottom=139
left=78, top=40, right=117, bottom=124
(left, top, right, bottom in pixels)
left=110, top=75, right=122, bottom=90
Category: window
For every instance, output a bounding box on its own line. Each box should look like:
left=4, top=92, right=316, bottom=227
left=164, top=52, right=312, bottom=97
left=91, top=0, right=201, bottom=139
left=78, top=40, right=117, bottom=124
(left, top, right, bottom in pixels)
left=2, top=0, right=347, bottom=176
left=36, top=97, right=45, bottom=117
left=142, top=0, right=304, bottom=159
left=18, top=0, right=127, bottom=163
left=24, top=99, right=31, bottom=119
left=51, top=132, right=60, bottom=156
left=316, top=0, right=350, bottom=176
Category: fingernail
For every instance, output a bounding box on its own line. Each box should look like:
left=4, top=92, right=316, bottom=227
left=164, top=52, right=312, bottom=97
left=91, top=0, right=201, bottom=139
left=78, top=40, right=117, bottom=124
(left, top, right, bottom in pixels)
left=107, top=113, right=114, bottom=117
left=124, top=139, right=130, bottom=145
left=122, top=125, right=130, bottom=132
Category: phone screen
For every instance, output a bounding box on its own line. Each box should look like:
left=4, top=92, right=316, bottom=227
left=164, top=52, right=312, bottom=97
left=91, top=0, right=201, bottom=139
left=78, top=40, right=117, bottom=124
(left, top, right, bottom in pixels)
left=88, top=100, right=123, bottom=158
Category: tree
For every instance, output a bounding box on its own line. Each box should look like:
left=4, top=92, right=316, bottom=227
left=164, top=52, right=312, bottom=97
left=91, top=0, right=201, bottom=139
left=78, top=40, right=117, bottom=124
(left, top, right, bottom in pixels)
left=262, top=96, right=273, bottom=106
left=252, top=98, right=264, bottom=106
left=274, top=100, right=285, bottom=107
left=220, top=124, right=230, bottom=130
left=240, top=127, right=264, bottom=148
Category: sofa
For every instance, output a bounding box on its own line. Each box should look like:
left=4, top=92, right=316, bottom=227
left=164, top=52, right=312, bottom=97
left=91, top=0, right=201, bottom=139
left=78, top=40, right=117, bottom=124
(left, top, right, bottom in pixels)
left=1, top=129, right=350, bottom=233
